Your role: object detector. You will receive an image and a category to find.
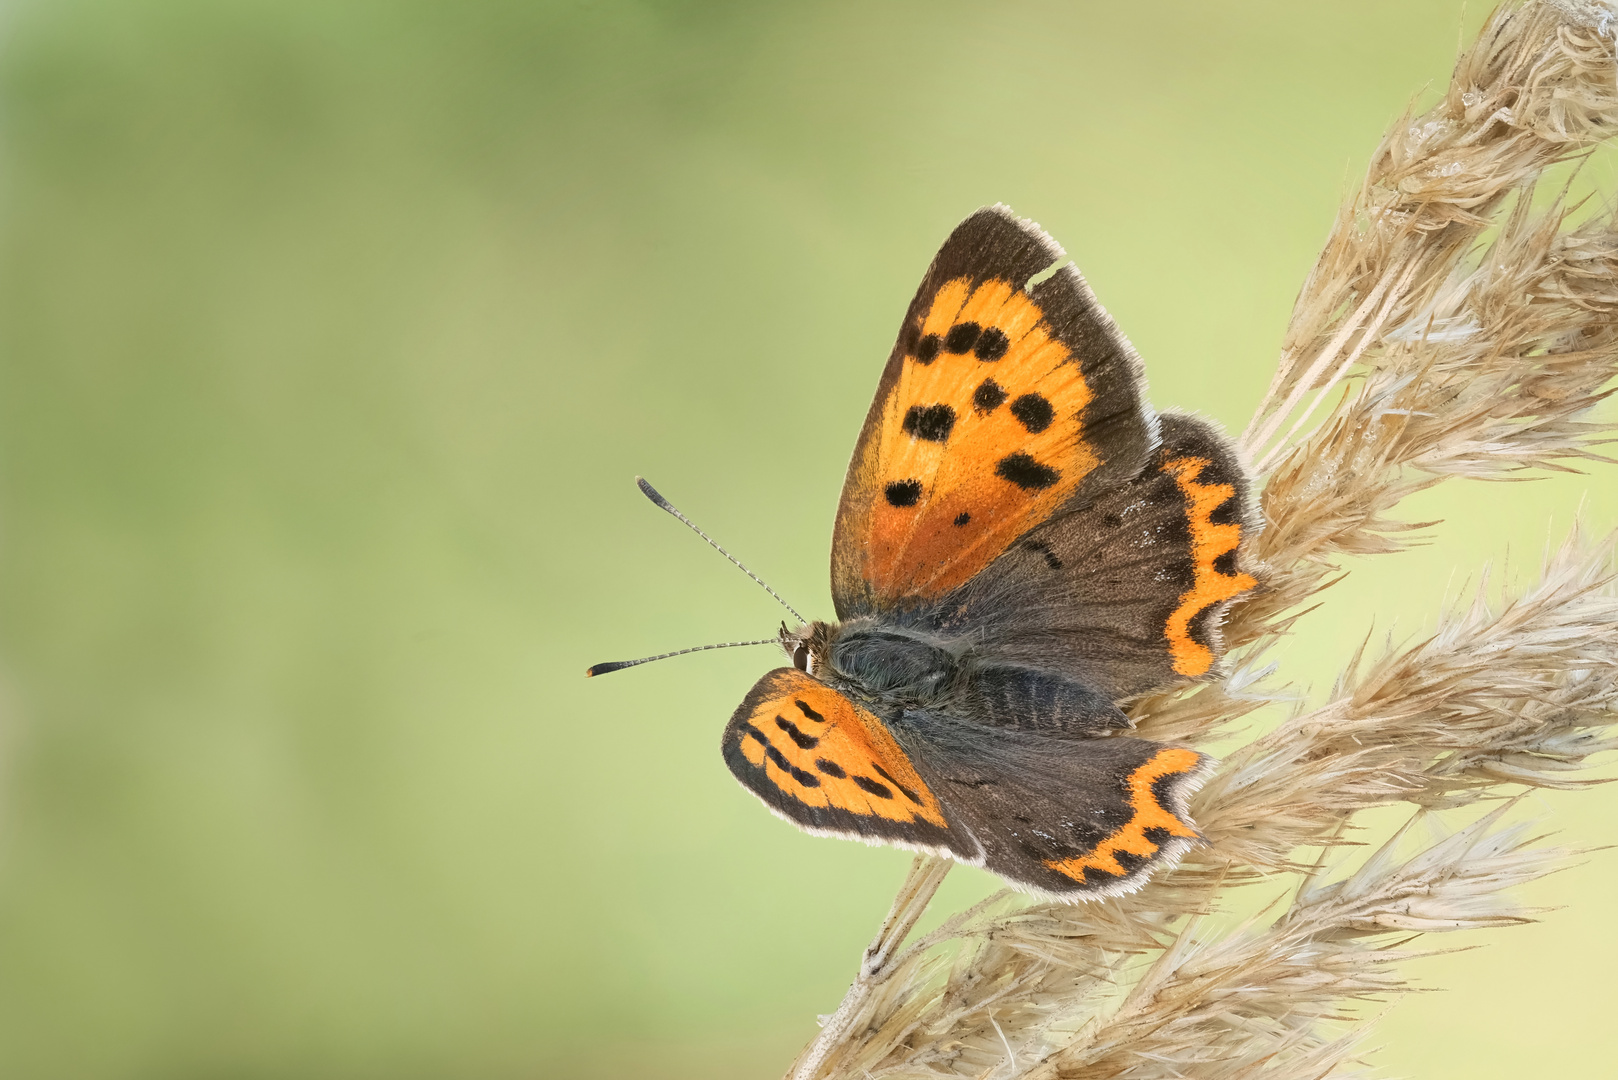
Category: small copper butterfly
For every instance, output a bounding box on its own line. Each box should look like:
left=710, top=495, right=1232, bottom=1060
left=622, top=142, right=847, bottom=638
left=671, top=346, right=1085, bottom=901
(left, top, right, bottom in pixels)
left=593, top=206, right=1258, bottom=899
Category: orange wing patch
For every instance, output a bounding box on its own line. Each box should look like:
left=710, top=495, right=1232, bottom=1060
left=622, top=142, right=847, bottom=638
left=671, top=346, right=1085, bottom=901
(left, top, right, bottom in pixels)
left=858, top=277, right=1099, bottom=600
left=1043, top=748, right=1201, bottom=882
left=1161, top=455, right=1258, bottom=677
left=732, top=671, right=948, bottom=828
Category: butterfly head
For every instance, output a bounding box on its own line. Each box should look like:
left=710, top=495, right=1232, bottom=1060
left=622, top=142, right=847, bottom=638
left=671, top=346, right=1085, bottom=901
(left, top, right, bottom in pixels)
left=778, top=620, right=838, bottom=676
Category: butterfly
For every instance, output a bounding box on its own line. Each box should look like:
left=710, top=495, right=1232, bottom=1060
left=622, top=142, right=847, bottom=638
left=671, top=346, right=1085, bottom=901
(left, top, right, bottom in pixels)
left=608, top=206, right=1259, bottom=900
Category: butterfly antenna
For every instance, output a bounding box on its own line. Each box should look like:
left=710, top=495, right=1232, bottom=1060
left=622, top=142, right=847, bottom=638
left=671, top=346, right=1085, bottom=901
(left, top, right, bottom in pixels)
left=586, top=638, right=777, bottom=678
left=635, top=477, right=807, bottom=625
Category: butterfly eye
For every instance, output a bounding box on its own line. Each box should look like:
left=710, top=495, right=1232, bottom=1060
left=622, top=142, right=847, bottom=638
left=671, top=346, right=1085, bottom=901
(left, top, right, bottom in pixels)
left=793, top=642, right=811, bottom=672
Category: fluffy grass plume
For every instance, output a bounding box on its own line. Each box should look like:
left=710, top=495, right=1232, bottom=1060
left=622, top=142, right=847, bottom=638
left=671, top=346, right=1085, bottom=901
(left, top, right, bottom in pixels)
left=786, top=2, right=1618, bottom=1076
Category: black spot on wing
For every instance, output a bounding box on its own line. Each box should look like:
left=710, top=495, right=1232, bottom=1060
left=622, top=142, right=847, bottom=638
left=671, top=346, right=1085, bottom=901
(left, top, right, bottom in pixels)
left=774, top=715, right=819, bottom=750
left=1009, top=393, right=1054, bottom=433
left=1187, top=603, right=1221, bottom=652
left=870, top=762, right=924, bottom=806
left=795, top=699, right=826, bottom=723
left=915, top=334, right=941, bottom=364
left=1209, top=494, right=1241, bottom=527
left=996, top=452, right=1060, bottom=490
left=885, top=479, right=923, bottom=507
left=902, top=403, right=956, bottom=442
left=974, top=326, right=1009, bottom=361
left=763, top=744, right=821, bottom=786
left=1080, top=864, right=1124, bottom=887
left=815, top=758, right=846, bottom=778
left=851, top=775, right=895, bottom=799
left=953, top=512, right=971, bottom=526
left=1111, top=848, right=1149, bottom=876
left=763, top=741, right=821, bottom=789
left=944, top=322, right=981, bottom=354
left=1023, top=539, right=1063, bottom=570
left=973, top=379, right=1008, bottom=413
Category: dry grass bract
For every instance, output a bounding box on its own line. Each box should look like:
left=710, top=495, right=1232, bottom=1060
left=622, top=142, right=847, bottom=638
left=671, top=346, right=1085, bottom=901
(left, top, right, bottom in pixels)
left=786, top=3, right=1618, bottom=1077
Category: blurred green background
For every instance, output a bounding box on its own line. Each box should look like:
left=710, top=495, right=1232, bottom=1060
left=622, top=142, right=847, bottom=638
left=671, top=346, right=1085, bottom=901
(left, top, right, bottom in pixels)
left=0, top=1, right=1614, bottom=1077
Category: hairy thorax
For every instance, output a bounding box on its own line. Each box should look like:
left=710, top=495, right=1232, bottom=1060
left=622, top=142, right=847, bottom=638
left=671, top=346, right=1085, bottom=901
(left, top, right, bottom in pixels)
left=781, top=619, right=961, bottom=710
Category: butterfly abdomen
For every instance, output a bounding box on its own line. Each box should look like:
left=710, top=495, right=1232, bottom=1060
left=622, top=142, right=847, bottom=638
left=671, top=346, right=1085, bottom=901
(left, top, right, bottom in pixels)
left=962, top=664, right=1131, bottom=735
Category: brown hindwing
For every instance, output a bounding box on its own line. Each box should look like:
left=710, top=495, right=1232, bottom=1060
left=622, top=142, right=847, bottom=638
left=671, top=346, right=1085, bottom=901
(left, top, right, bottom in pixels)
left=943, top=412, right=1261, bottom=701
left=891, top=708, right=1210, bottom=899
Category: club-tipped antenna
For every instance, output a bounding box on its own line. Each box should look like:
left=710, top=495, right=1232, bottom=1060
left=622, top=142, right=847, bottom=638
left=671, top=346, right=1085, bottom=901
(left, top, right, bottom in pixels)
left=586, top=637, right=776, bottom=678
left=635, top=477, right=807, bottom=625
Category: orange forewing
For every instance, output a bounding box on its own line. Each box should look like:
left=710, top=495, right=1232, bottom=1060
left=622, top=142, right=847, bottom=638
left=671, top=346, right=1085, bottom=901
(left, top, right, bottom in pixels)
left=850, top=276, right=1100, bottom=600
left=728, top=669, right=948, bottom=828
left=1161, top=455, right=1259, bottom=677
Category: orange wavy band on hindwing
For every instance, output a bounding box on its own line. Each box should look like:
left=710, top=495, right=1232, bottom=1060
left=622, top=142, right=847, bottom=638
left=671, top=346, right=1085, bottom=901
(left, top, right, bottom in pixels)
left=736, top=673, right=949, bottom=828
left=1161, top=454, right=1258, bottom=677
left=862, top=276, right=1100, bottom=599
left=1042, top=747, right=1202, bottom=882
